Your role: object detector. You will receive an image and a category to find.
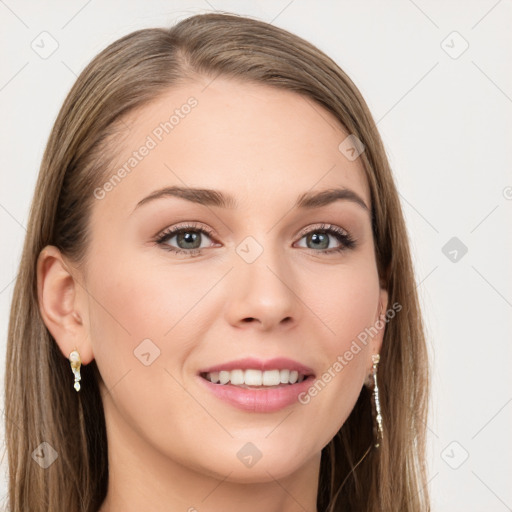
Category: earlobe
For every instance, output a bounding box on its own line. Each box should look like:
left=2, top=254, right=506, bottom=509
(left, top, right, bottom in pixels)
left=36, top=245, right=94, bottom=365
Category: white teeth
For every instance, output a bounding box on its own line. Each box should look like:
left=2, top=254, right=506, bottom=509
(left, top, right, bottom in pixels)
left=218, top=371, right=230, bottom=385
left=244, top=369, right=262, bottom=386
left=262, top=369, right=280, bottom=386
left=230, top=369, right=244, bottom=385
left=203, top=369, right=309, bottom=386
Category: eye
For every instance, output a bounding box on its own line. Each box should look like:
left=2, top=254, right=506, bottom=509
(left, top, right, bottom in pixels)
left=154, top=223, right=218, bottom=257
left=153, top=222, right=356, bottom=257
left=294, top=223, right=356, bottom=254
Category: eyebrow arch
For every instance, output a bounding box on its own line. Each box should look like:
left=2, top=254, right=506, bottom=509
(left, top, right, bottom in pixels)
left=133, top=186, right=370, bottom=214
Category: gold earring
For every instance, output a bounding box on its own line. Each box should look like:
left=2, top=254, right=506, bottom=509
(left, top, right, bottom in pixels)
left=371, top=354, right=383, bottom=447
left=69, top=349, right=82, bottom=392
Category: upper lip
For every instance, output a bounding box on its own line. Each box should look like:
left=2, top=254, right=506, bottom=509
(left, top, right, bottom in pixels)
left=199, top=357, right=315, bottom=376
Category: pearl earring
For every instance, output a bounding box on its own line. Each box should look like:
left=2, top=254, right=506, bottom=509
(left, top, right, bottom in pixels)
left=69, top=349, right=82, bottom=392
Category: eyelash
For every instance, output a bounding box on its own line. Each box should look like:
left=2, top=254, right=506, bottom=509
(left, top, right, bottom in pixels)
left=154, top=222, right=356, bottom=257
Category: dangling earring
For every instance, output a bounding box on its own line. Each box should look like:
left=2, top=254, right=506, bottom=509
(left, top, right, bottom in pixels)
left=370, top=354, right=383, bottom=447
left=69, top=349, right=82, bottom=392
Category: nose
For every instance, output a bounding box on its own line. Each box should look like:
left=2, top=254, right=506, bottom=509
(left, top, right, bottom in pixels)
left=223, top=245, right=300, bottom=332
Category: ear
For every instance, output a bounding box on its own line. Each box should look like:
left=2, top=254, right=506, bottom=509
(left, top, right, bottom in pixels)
left=375, top=287, right=389, bottom=350
left=365, top=287, right=389, bottom=375
left=36, top=245, right=94, bottom=365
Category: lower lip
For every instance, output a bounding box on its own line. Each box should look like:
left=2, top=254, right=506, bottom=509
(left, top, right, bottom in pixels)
left=197, top=375, right=315, bottom=413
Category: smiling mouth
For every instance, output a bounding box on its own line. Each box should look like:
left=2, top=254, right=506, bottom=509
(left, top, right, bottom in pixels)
left=199, top=369, right=314, bottom=389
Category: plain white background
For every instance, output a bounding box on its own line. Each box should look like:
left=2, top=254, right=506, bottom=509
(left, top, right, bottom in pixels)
left=1, top=1, right=511, bottom=510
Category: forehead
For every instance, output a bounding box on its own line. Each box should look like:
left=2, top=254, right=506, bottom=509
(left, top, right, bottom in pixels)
left=99, top=77, right=371, bottom=214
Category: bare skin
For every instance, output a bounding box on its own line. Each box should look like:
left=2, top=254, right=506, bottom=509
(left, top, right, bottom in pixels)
left=37, top=77, right=387, bottom=512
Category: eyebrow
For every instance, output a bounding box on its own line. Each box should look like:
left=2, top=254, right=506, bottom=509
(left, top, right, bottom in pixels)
left=133, top=186, right=370, bottom=214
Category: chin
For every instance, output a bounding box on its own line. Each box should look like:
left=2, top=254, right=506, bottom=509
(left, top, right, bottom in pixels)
left=193, top=443, right=314, bottom=484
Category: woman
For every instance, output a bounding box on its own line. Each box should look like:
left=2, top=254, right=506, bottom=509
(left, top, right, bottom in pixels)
left=4, top=12, right=429, bottom=512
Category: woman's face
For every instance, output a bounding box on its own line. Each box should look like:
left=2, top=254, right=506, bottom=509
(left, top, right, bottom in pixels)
left=76, top=78, right=387, bottom=482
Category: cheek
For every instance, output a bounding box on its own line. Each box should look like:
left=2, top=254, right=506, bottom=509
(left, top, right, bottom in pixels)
left=306, top=258, right=380, bottom=352
left=84, top=250, right=206, bottom=423
left=86, top=250, right=211, bottom=342
left=326, top=267, right=379, bottom=371
left=84, top=247, right=227, bottom=406
left=296, top=261, right=379, bottom=436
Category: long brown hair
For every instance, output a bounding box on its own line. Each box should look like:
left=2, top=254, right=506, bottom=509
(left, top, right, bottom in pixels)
left=4, top=12, right=429, bottom=511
